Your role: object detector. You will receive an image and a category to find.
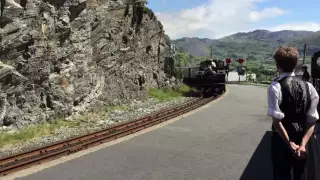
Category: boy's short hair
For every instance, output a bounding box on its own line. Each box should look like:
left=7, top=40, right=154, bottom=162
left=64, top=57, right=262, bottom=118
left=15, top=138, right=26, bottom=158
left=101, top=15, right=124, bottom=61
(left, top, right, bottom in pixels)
left=273, top=46, right=299, bottom=72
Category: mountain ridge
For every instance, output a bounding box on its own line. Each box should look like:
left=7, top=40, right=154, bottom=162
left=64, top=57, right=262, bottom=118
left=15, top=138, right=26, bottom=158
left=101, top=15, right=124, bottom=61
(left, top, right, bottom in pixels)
left=172, top=29, right=320, bottom=61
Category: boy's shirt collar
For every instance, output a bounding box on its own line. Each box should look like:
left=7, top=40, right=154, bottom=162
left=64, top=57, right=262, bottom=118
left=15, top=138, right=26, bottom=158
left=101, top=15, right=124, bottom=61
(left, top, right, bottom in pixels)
left=278, top=72, right=295, bottom=81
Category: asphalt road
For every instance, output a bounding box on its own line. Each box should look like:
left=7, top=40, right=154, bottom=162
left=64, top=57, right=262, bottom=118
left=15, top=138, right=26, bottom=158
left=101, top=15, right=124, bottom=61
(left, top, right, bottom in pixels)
left=17, top=84, right=273, bottom=180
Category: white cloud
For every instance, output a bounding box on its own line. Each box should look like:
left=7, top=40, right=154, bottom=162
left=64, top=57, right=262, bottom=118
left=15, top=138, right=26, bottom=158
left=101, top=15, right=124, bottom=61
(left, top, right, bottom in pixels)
left=267, top=22, right=320, bottom=32
left=155, top=0, right=293, bottom=39
left=249, top=7, right=290, bottom=22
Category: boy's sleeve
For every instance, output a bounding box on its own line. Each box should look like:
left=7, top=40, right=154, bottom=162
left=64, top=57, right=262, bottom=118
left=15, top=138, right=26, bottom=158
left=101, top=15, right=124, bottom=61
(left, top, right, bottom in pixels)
left=267, top=83, right=284, bottom=120
left=306, top=82, right=319, bottom=123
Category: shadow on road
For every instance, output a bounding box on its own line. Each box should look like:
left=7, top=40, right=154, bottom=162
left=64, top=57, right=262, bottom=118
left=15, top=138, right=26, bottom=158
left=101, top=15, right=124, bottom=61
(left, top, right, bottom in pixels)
left=239, top=131, right=273, bottom=180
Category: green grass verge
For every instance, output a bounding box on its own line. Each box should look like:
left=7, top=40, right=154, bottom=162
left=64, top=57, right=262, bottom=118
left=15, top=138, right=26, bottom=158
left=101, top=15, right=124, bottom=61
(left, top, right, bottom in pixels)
left=0, top=118, right=78, bottom=148
left=0, top=84, right=193, bottom=148
left=0, top=104, right=128, bottom=148
left=148, top=84, right=193, bottom=102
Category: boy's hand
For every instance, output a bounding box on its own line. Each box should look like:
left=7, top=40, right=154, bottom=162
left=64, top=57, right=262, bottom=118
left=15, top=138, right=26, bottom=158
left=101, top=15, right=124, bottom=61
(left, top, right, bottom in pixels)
left=296, top=145, right=307, bottom=159
left=289, top=141, right=300, bottom=152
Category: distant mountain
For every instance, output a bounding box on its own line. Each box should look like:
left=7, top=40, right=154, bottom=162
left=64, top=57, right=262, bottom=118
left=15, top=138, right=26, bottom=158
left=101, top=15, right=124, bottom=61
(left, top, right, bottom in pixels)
left=172, top=30, right=320, bottom=62
left=293, top=31, right=320, bottom=53
left=221, top=30, right=313, bottom=42
left=173, top=37, right=214, bottom=57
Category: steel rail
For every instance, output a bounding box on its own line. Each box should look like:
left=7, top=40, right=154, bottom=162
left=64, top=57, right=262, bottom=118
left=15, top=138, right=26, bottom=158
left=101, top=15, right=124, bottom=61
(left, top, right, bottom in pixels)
left=0, top=97, right=199, bottom=165
left=0, top=97, right=204, bottom=175
left=0, top=95, right=219, bottom=176
left=0, top=98, right=200, bottom=168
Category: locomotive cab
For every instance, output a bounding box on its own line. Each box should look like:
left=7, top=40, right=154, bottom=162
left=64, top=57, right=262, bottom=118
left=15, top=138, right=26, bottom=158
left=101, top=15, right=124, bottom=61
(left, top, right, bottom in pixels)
left=197, top=59, right=227, bottom=97
left=198, top=59, right=226, bottom=73
left=177, top=59, right=228, bottom=97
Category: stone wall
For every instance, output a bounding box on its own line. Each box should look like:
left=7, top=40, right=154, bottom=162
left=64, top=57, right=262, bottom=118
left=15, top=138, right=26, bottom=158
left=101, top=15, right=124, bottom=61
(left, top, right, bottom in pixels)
left=0, top=0, right=170, bottom=128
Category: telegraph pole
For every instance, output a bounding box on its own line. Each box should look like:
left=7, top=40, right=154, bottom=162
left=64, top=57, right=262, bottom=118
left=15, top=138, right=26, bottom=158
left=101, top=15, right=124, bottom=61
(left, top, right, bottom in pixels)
left=303, top=44, right=306, bottom=64
left=210, top=45, right=213, bottom=59
left=246, top=54, right=249, bottom=81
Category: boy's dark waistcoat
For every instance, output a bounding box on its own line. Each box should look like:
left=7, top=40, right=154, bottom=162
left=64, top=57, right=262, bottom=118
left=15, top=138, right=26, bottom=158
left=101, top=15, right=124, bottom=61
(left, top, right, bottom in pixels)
left=272, top=76, right=311, bottom=143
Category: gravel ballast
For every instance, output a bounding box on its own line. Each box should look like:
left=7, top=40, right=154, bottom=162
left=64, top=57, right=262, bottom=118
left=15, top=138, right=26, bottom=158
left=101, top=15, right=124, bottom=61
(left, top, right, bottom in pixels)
left=0, top=97, right=196, bottom=158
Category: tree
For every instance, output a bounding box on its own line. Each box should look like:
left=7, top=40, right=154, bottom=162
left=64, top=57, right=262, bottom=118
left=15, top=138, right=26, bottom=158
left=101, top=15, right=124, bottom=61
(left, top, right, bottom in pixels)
left=174, top=52, right=190, bottom=67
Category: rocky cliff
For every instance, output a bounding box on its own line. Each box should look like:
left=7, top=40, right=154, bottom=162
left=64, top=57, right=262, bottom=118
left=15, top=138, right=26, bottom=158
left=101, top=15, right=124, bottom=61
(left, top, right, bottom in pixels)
left=0, top=0, right=170, bottom=128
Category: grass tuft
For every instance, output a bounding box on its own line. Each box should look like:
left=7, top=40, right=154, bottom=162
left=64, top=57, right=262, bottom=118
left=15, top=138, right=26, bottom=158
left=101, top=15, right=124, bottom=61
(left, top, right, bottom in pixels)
left=148, top=84, right=193, bottom=101
left=0, top=104, right=129, bottom=148
left=0, top=84, right=193, bottom=148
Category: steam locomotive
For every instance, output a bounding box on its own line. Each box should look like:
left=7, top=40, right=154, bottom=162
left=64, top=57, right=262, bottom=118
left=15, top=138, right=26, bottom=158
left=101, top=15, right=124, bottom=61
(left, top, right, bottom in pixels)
left=178, top=59, right=229, bottom=97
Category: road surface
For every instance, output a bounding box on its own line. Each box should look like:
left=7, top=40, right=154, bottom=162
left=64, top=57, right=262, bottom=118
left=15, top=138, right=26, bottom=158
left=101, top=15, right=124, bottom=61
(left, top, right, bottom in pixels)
left=17, top=84, right=273, bottom=180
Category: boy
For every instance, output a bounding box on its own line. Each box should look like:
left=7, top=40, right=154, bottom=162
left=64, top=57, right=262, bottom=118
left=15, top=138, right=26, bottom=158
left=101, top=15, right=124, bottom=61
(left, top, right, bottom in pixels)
left=267, top=46, right=319, bottom=180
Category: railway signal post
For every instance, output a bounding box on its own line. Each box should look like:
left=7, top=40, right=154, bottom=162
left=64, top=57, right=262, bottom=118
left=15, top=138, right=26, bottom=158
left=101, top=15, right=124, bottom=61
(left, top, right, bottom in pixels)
left=225, top=58, right=231, bottom=74
left=236, top=58, right=245, bottom=83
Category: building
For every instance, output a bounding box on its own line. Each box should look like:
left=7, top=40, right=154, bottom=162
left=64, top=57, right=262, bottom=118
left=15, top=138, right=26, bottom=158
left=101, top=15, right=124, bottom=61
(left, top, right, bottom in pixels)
left=227, top=71, right=256, bottom=82
left=227, top=71, right=246, bottom=82
left=246, top=73, right=257, bottom=81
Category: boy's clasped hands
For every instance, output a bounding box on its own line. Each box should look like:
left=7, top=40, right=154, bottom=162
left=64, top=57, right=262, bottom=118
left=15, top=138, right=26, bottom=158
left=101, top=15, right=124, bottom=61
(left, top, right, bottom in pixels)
left=289, top=141, right=307, bottom=159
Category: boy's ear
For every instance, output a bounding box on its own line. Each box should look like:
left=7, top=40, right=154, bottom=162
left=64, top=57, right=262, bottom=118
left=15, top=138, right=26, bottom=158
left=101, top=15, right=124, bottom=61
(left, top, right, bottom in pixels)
left=275, top=64, right=282, bottom=72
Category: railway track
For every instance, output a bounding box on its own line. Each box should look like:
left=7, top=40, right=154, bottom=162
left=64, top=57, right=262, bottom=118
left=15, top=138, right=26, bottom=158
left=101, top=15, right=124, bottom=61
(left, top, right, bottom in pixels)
left=0, top=95, right=221, bottom=177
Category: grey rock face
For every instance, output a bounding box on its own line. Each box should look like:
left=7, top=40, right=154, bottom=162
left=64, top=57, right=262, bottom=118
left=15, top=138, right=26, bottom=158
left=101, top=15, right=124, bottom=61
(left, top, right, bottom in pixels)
left=0, top=0, right=171, bottom=128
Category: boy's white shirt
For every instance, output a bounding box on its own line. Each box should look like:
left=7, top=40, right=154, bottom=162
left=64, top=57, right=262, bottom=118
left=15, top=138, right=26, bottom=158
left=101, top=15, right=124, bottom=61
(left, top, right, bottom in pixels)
left=267, top=72, right=319, bottom=123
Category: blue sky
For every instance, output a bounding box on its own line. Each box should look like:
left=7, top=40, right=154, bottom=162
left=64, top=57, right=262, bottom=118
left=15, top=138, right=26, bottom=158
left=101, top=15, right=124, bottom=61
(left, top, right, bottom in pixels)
left=147, top=0, right=320, bottom=39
